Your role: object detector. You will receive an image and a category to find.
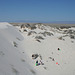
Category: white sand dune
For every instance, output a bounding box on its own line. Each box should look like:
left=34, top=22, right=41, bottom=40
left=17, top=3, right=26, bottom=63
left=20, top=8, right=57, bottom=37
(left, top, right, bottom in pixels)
left=0, top=22, right=75, bottom=75
left=0, top=22, right=37, bottom=75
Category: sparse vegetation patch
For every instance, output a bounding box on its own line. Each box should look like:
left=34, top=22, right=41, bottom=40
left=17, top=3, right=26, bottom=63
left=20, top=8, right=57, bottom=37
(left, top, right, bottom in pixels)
left=30, top=69, right=36, bottom=74
left=12, top=67, right=19, bottom=75
left=13, top=41, right=18, bottom=47
left=70, top=35, right=75, bottom=39
left=0, top=51, right=5, bottom=56
left=21, top=59, right=25, bottom=62
left=35, top=36, right=44, bottom=40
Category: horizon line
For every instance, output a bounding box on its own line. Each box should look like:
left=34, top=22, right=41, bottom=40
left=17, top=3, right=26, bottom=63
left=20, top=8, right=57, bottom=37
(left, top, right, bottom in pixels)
left=0, top=21, right=75, bottom=24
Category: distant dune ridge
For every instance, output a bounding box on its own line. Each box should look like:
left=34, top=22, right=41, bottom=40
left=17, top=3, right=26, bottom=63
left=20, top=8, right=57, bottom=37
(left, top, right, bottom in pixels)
left=0, top=22, right=75, bottom=75
left=10, top=22, right=75, bottom=27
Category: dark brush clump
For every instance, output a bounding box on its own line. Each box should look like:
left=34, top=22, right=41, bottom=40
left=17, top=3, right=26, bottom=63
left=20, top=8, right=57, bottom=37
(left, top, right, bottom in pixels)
left=35, top=36, right=44, bottom=40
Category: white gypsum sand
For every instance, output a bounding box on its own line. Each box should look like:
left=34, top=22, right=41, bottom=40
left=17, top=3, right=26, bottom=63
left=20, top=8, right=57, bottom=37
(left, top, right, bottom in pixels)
left=0, top=22, right=75, bottom=75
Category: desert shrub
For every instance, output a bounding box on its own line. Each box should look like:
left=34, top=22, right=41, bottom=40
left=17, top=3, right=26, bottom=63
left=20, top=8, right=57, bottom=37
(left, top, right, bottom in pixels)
left=63, top=30, right=68, bottom=34
left=43, top=67, right=47, bottom=70
left=0, top=51, right=5, bottom=56
left=35, top=36, right=44, bottom=40
left=74, top=31, right=75, bottom=35
left=39, top=54, right=42, bottom=60
left=70, top=35, right=75, bottom=39
left=30, top=69, right=36, bottom=74
left=58, top=37, right=63, bottom=40
left=22, top=52, right=24, bottom=53
left=56, top=27, right=60, bottom=30
left=49, top=57, right=52, bottom=59
left=32, top=54, right=39, bottom=59
left=44, top=31, right=53, bottom=36
left=16, top=37, right=21, bottom=41
left=36, top=39, right=41, bottom=43
left=31, top=31, right=37, bottom=34
left=49, top=57, right=55, bottom=61
left=40, top=32, right=53, bottom=37
left=39, top=32, right=46, bottom=37
left=25, top=23, right=30, bottom=28
left=42, top=33, right=46, bottom=37
left=60, top=26, right=71, bottom=29
left=12, top=67, right=19, bottom=75
left=23, top=29, right=27, bottom=32
left=20, top=24, right=25, bottom=28
left=67, top=30, right=73, bottom=34
left=63, top=35, right=68, bottom=37
left=19, top=30, right=21, bottom=32
left=13, top=41, right=18, bottom=47
left=71, top=41, right=74, bottom=43
left=28, top=32, right=32, bottom=36
left=28, top=31, right=36, bottom=36
left=64, top=30, right=68, bottom=32
left=31, top=25, right=36, bottom=30
left=21, top=59, right=25, bottom=62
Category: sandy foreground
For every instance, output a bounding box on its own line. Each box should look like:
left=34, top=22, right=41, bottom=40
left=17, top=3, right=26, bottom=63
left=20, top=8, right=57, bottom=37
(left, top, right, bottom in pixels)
left=0, top=22, right=75, bottom=75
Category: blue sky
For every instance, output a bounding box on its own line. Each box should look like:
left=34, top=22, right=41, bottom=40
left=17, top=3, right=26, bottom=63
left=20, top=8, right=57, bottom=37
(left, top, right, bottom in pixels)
left=0, top=0, right=75, bottom=22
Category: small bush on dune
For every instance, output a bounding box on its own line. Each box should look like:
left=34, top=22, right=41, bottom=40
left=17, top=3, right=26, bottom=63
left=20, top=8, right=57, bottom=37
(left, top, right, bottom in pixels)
left=28, top=32, right=32, bottom=36
left=39, top=32, right=46, bottom=37
left=13, top=41, right=18, bottom=47
left=35, top=36, right=44, bottom=40
left=20, top=24, right=25, bottom=28
left=28, top=31, right=37, bottom=36
left=63, top=35, right=68, bottom=37
left=36, top=39, right=41, bottom=43
left=0, top=51, right=5, bottom=56
left=21, top=59, right=25, bottom=62
left=39, top=54, right=42, bottom=60
left=19, top=30, right=21, bottom=32
left=44, top=31, right=53, bottom=36
left=70, top=35, right=75, bottom=39
left=58, top=37, right=63, bottom=40
left=43, top=67, right=47, bottom=70
left=60, top=26, right=71, bottom=29
left=40, top=31, right=53, bottom=37
left=12, top=67, right=19, bottom=75
left=71, top=41, right=74, bottom=43
left=25, top=23, right=30, bottom=28
left=30, top=69, right=36, bottom=74
left=67, top=30, right=74, bottom=34
left=23, top=29, right=27, bottom=32
left=58, top=36, right=65, bottom=41
left=16, top=37, right=21, bottom=41
left=31, top=25, right=36, bottom=30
